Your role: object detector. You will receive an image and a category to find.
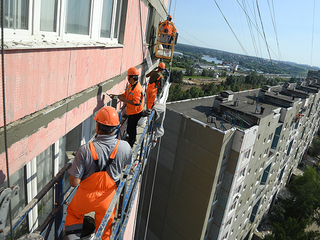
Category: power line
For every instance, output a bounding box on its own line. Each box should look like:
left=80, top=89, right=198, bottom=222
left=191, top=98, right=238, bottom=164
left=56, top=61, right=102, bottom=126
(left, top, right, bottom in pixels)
left=255, top=0, right=274, bottom=70
left=176, top=26, right=214, bottom=48
left=236, top=0, right=280, bottom=61
left=267, top=0, right=282, bottom=61
left=213, top=0, right=249, bottom=56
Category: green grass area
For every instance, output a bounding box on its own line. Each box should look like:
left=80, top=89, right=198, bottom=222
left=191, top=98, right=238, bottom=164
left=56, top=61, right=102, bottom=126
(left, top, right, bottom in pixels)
left=171, top=67, right=186, bottom=71
left=184, top=76, right=217, bottom=80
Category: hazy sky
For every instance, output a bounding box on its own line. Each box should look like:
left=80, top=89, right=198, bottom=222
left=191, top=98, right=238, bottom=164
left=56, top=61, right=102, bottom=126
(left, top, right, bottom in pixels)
left=169, top=0, right=320, bottom=68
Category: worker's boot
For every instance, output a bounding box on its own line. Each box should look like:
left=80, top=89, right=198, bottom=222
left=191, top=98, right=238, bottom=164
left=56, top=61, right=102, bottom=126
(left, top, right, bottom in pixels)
left=80, top=216, right=95, bottom=240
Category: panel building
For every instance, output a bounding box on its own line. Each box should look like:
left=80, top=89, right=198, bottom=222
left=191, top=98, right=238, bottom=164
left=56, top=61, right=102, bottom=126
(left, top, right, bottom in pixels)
left=139, top=71, right=320, bottom=240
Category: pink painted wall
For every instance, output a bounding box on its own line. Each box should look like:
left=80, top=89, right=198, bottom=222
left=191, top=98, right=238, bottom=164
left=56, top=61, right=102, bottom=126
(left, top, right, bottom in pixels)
left=0, top=0, right=151, bottom=177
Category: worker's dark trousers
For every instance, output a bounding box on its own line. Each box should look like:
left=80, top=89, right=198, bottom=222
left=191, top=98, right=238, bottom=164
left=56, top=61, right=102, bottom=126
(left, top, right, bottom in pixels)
left=127, top=112, right=142, bottom=147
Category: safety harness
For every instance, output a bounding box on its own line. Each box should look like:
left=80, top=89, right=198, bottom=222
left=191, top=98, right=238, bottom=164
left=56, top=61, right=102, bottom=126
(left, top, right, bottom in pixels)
left=89, top=140, right=120, bottom=172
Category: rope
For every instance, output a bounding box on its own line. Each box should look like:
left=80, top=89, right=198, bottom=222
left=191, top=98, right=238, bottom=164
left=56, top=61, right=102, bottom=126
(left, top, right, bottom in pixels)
left=255, top=0, right=274, bottom=71
left=214, top=0, right=249, bottom=56
left=1, top=0, right=13, bottom=239
left=143, top=136, right=162, bottom=240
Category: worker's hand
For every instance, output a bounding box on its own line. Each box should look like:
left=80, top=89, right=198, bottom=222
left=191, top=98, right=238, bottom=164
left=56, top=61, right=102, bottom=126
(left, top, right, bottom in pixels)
left=119, top=95, right=126, bottom=102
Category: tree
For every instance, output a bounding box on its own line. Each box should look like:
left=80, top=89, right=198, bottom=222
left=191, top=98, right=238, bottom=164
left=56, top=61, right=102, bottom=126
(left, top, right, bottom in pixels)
left=202, top=69, right=209, bottom=77
left=185, top=66, right=195, bottom=76
left=309, top=137, right=320, bottom=157
left=266, top=167, right=320, bottom=240
left=170, top=70, right=183, bottom=84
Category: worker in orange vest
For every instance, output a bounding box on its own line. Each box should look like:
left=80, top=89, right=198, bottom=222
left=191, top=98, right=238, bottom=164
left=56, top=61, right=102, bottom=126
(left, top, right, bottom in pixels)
left=146, top=62, right=167, bottom=111
left=160, top=15, right=176, bottom=35
left=64, top=106, right=132, bottom=240
left=159, top=15, right=177, bottom=49
left=111, top=67, right=144, bottom=147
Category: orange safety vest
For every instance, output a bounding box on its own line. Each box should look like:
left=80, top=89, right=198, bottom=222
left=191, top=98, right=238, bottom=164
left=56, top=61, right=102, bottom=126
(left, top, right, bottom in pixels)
left=161, top=20, right=176, bottom=35
left=147, top=75, right=161, bottom=110
left=125, top=82, right=144, bottom=115
left=65, top=140, right=120, bottom=240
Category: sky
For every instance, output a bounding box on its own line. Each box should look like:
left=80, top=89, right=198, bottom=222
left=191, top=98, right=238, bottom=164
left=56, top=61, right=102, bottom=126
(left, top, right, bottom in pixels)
left=169, top=0, right=320, bottom=68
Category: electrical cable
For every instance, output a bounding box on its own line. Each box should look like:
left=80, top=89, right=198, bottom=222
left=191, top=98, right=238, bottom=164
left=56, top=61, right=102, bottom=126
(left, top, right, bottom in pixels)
left=143, top=136, right=162, bottom=240
left=176, top=26, right=213, bottom=48
left=236, top=0, right=280, bottom=61
left=213, top=0, right=249, bottom=56
left=242, top=0, right=260, bottom=61
left=1, top=0, right=13, bottom=239
left=267, top=0, right=282, bottom=62
left=255, top=0, right=274, bottom=71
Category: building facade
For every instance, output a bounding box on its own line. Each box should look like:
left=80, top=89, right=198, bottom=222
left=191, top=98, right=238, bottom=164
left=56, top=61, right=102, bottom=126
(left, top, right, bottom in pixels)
left=139, top=72, right=320, bottom=240
left=0, top=0, right=169, bottom=238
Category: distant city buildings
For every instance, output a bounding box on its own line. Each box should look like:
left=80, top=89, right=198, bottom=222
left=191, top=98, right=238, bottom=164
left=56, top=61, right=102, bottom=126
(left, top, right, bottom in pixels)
left=138, top=70, right=320, bottom=240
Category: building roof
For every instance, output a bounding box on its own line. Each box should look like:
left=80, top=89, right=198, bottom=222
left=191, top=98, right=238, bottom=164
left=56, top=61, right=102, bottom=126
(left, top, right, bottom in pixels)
left=167, top=86, right=303, bottom=131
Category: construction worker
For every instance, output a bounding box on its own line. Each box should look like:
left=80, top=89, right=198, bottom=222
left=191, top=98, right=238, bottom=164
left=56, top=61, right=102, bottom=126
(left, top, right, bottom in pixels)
left=159, top=15, right=176, bottom=35
left=64, top=106, right=132, bottom=240
left=111, top=67, right=144, bottom=147
left=146, top=62, right=167, bottom=111
left=159, top=15, right=177, bottom=49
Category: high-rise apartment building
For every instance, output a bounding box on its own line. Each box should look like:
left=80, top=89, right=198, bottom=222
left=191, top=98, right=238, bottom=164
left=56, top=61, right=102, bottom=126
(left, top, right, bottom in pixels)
left=139, top=70, right=320, bottom=240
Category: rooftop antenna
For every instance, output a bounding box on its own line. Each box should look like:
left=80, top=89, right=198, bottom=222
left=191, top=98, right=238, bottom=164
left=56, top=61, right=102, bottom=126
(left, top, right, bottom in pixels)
left=233, top=110, right=237, bottom=127
left=255, top=96, right=259, bottom=114
left=220, top=113, right=227, bottom=131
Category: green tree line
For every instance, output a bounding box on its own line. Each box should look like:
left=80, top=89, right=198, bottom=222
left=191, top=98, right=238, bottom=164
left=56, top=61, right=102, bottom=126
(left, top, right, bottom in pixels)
left=265, top=167, right=320, bottom=240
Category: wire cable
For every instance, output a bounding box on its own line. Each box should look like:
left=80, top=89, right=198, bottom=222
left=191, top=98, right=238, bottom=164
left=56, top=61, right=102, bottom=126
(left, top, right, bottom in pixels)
left=255, top=0, right=274, bottom=70
left=1, top=0, right=13, bottom=239
left=267, top=0, right=282, bottom=61
left=236, top=0, right=280, bottom=61
left=213, top=0, right=249, bottom=56
left=143, top=136, right=162, bottom=240
left=176, top=26, right=213, bottom=48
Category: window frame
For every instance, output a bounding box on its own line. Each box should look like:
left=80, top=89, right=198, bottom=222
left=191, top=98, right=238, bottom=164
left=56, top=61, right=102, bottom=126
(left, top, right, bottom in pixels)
left=4, top=0, right=125, bottom=44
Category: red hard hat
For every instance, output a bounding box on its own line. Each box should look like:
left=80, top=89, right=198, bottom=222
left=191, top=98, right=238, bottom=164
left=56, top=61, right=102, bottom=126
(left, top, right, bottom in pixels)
left=169, top=15, right=172, bottom=19
left=127, top=67, right=139, bottom=76
left=94, top=106, right=119, bottom=126
left=158, top=62, right=165, bottom=69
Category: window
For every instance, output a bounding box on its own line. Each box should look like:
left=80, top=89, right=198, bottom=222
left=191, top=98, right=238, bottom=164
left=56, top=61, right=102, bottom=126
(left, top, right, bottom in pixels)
left=66, top=0, right=91, bottom=35
left=213, top=192, right=219, bottom=203
left=235, top=185, right=242, bottom=194
left=4, top=0, right=127, bottom=44
left=229, top=201, right=237, bottom=211
left=243, top=149, right=250, bottom=163
left=222, top=155, right=228, bottom=166
left=4, top=0, right=29, bottom=29
left=218, top=173, right=224, bottom=184
left=40, top=0, right=57, bottom=32
left=222, top=232, right=228, bottom=240
left=239, top=168, right=246, bottom=178
left=225, top=218, right=232, bottom=228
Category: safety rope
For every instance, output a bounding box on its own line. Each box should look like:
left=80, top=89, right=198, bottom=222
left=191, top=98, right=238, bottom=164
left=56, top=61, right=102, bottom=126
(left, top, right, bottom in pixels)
left=143, top=135, right=162, bottom=240
left=1, top=0, right=13, bottom=239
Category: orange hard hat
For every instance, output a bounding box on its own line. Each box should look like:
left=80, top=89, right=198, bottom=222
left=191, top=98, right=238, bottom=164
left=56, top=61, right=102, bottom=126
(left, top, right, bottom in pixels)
left=168, top=15, right=172, bottom=19
left=94, top=106, right=119, bottom=126
left=158, top=62, right=165, bottom=69
left=127, top=67, right=139, bottom=76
